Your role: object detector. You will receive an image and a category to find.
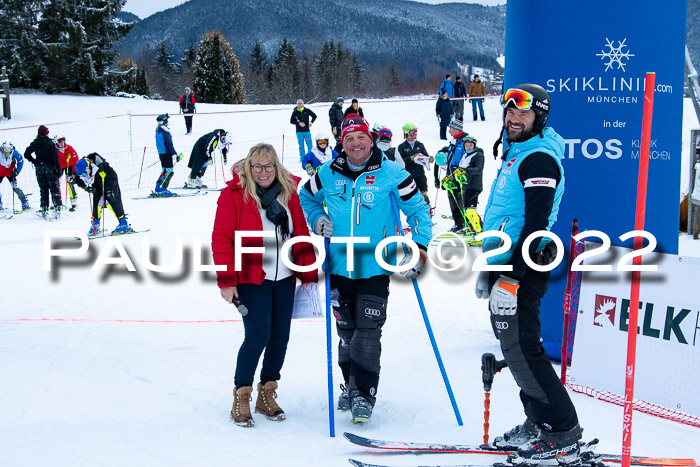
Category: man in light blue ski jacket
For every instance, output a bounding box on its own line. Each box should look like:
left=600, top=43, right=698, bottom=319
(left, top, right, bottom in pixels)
left=474, top=83, right=582, bottom=462
left=300, top=113, right=431, bottom=424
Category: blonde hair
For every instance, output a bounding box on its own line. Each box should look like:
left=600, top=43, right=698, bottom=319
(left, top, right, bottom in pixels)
left=235, top=143, right=296, bottom=208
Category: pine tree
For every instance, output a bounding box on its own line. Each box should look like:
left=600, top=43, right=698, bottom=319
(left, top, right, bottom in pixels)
left=270, top=38, right=300, bottom=104
left=192, top=30, right=245, bottom=104
left=134, top=67, right=149, bottom=96
left=246, top=41, right=270, bottom=104
left=1, top=0, right=133, bottom=94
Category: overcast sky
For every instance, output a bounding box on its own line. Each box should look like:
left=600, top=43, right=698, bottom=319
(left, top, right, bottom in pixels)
left=123, top=0, right=506, bottom=19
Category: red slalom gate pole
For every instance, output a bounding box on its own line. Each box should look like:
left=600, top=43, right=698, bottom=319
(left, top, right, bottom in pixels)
left=137, top=147, right=147, bottom=189
left=621, top=72, right=655, bottom=467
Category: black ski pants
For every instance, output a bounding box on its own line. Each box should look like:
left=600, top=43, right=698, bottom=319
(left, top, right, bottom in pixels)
left=488, top=269, right=580, bottom=435
left=330, top=274, right=390, bottom=407
left=234, top=276, right=295, bottom=388
left=35, top=164, right=62, bottom=210
left=92, top=176, right=125, bottom=220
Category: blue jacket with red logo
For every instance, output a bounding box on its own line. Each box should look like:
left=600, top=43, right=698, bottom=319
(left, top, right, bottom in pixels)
left=300, top=146, right=432, bottom=279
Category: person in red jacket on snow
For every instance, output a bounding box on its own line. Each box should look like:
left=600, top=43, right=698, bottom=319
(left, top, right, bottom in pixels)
left=53, top=135, right=79, bottom=211
left=179, top=87, right=196, bottom=134
left=212, top=142, right=318, bottom=428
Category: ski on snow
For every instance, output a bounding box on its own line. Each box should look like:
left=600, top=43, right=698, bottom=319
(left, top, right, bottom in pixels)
left=343, top=433, right=696, bottom=466
left=77, top=229, right=152, bottom=241
left=132, top=191, right=208, bottom=200
left=348, top=459, right=579, bottom=467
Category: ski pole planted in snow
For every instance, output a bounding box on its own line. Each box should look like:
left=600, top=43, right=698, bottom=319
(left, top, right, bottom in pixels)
left=481, top=352, right=507, bottom=445
left=324, top=237, right=335, bottom=437
left=389, top=193, right=463, bottom=426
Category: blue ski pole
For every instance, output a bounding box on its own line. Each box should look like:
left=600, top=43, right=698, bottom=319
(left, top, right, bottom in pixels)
left=389, top=193, right=463, bottom=426
left=324, top=237, right=335, bottom=437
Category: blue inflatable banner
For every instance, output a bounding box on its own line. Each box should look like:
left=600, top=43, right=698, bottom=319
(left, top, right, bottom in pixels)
left=504, top=0, right=687, bottom=358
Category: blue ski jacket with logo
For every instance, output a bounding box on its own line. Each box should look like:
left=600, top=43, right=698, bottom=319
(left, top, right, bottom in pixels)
left=300, top=146, right=432, bottom=279
left=482, top=127, right=565, bottom=265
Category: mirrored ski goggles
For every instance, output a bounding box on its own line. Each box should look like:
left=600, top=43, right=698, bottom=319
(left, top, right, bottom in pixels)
left=407, top=129, right=418, bottom=136
left=501, top=88, right=534, bottom=110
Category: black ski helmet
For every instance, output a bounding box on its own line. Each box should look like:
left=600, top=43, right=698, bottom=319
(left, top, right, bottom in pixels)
left=503, top=83, right=551, bottom=134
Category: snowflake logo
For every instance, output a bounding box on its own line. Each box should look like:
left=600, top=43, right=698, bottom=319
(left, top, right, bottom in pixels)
left=596, top=38, right=635, bottom=72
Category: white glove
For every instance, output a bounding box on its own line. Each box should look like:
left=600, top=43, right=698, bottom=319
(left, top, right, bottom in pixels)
left=489, top=275, right=520, bottom=316
left=475, top=271, right=489, bottom=299
left=399, top=246, right=427, bottom=280
left=413, top=155, right=431, bottom=170
left=314, top=215, right=334, bottom=238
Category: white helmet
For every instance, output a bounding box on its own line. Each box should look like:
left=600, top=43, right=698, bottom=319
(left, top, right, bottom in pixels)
left=1, top=141, right=14, bottom=154
left=220, top=131, right=232, bottom=146
left=52, top=134, right=66, bottom=146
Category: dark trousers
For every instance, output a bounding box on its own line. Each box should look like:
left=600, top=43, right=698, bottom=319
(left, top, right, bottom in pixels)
left=61, top=167, right=78, bottom=201
left=184, top=115, right=193, bottom=133
left=439, top=125, right=448, bottom=140
left=488, top=269, right=579, bottom=432
left=330, top=274, right=390, bottom=407
left=234, top=276, right=296, bottom=388
left=35, top=164, right=62, bottom=209
left=447, top=187, right=465, bottom=227
left=463, top=188, right=480, bottom=208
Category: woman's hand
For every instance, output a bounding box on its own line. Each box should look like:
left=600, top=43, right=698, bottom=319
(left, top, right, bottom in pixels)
left=220, top=286, right=237, bottom=304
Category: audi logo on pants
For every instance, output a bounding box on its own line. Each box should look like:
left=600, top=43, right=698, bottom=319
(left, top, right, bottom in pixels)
left=364, top=308, right=381, bottom=317
left=494, top=321, right=509, bottom=330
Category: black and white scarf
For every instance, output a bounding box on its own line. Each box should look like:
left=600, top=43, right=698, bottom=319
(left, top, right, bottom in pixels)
left=256, top=179, right=290, bottom=239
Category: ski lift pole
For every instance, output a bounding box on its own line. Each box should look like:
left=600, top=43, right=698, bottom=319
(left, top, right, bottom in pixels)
left=481, top=352, right=507, bottom=445
left=324, top=237, right=335, bottom=437
left=389, top=193, right=463, bottom=426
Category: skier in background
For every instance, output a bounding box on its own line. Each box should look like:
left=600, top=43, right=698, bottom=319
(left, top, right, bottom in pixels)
left=435, top=91, right=453, bottom=140
left=475, top=83, right=582, bottom=462
left=153, top=113, right=181, bottom=197
left=186, top=129, right=230, bottom=188
left=0, top=141, right=31, bottom=212
left=301, top=133, right=337, bottom=175
left=290, top=99, right=317, bottom=163
left=328, top=96, right=345, bottom=153
left=373, top=126, right=403, bottom=168
left=179, top=87, right=196, bottom=134
left=24, top=124, right=62, bottom=219
left=74, top=152, right=134, bottom=236
left=53, top=134, right=79, bottom=211
left=397, top=123, right=432, bottom=208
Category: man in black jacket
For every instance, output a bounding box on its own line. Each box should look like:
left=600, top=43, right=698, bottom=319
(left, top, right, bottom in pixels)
left=453, top=76, right=466, bottom=120
left=290, top=99, right=317, bottom=163
left=328, top=96, right=345, bottom=153
left=435, top=92, right=453, bottom=140
left=24, top=125, right=61, bottom=219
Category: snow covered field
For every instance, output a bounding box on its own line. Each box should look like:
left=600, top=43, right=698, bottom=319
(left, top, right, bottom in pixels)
left=1, top=92, right=698, bottom=466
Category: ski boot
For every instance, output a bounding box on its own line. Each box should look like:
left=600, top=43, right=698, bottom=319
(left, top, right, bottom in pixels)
left=350, top=395, right=372, bottom=424
left=36, top=208, right=48, bottom=219
left=88, top=218, right=101, bottom=236
left=195, top=176, right=207, bottom=189
left=448, top=224, right=465, bottom=234
left=337, top=384, right=350, bottom=411
left=111, top=216, right=134, bottom=235
left=185, top=177, right=198, bottom=189
left=493, top=419, right=539, bottom=449
left=21, top=199, right=31, bottom=211
left=69, top=199, right=77, bottom=212
left=516, top=437, right=580, bottom=463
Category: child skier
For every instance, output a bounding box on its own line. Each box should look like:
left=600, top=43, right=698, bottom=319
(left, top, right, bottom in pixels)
left=153, top=113, right=181, bottom=197
left=301, top=133, right=338, bottom=175
left=74, top=153, right=134, bottom=236
left=0, top=141, right=31, bottom=212
left=397, top=123, right=433, bottom=208
left=185, top=129, right=230, bottom=188
left=53, top=134, right=79, bottom=211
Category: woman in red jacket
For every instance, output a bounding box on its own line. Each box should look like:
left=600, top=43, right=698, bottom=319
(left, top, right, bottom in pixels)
left=54, top=135, right=79, bottom=210
left=212, top=143, right=318, bottom=427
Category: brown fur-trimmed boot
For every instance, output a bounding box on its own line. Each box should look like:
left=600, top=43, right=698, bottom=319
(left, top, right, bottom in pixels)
left=231, top=386, right=255, bottom=427
left=255, top=381, right=286, bottom=421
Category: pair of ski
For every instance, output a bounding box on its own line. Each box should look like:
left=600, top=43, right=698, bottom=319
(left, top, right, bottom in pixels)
left=344, top=432, right=696, bottom=467
left=84, top=229, right=151, bottom=240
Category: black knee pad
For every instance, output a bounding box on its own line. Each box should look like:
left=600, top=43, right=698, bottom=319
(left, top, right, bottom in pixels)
left=330, top=288, right=353, bottom=330
left=350, top=327, right=383, bottom=374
